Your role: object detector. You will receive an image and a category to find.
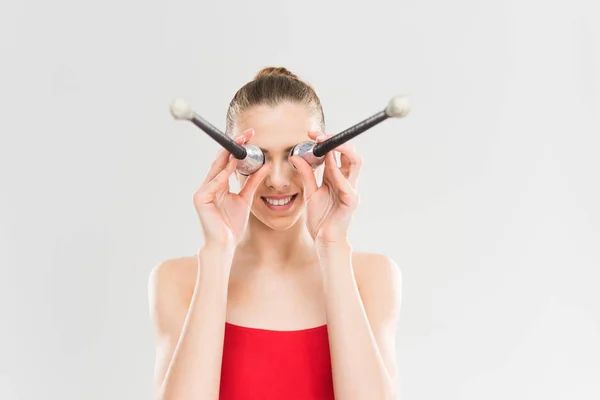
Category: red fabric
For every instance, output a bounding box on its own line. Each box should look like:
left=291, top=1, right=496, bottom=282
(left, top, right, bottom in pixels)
left=219, top=322, right=335, bottom=399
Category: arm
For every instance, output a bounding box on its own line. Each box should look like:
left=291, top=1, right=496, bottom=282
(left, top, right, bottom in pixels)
left=147, top=129, right=267, bottom=399
left=148, top=244, right=234, bottom=400
left=290, top=130, right=402, bottom=398
left=318, top=243, right=402, bottom=400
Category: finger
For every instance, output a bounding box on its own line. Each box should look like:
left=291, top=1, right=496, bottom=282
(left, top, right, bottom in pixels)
left=307, top=130, right=322, bottom=140
left=202, top=130, right=252, bottom=185
left=323, top=150, right=339, bottom=180
left=202, top=148, right=231, bottom=185
left=206, top=156, right=238, bottom=193
left=238, top=163, right=271, bottom=205
left=324, top=151, right=354, bottom=194
left=195, top=156, right=238, bottom=204
left=289, top=155, right=319, bottom=200
left=329, top=141, right=362, bottom=189
left=314, top=132, right=332, bottom=142
left=233, top=128, right=254, bottom=143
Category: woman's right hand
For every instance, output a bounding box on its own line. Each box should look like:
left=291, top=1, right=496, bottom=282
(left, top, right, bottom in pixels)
left=193, top=129, right=270, bottom=249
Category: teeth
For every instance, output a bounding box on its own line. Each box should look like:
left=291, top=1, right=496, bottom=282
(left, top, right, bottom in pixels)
left=264, top=196, right=293, bottom=206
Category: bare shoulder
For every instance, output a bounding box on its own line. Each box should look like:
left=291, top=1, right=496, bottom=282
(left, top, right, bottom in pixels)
left=148, top=255, right=198, bottom=319
left=351, top=251, right=402, bottom=290
left=147, top=256, right=199, bottom=394
left=351, top=251, right=403, bottom=319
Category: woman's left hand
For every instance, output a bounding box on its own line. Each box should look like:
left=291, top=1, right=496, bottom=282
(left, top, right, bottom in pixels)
left=289, top=131, right=362, bottom=245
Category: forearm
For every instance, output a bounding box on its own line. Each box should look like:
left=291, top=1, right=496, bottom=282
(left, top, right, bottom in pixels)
left=158, top=245, right=233, bottom=400
left=318, top=242, right=395, bottom=400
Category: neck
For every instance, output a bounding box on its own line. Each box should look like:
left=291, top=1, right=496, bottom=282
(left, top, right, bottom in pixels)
left=236, top=213, right=316, bottom=270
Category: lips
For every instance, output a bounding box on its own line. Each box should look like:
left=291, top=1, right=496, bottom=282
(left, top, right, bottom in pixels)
left=261, top=194, right=298, bottom=211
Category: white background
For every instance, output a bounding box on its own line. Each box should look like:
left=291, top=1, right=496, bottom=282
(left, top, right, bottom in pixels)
left=1, top=0, right=599, bottom=399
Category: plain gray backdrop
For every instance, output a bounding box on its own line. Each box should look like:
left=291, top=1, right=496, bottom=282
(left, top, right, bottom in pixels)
left=1, top=0, right=599, bottom=399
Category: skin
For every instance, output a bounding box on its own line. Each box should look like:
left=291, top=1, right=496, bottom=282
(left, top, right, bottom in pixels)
left=148, top=101, right=402, bottom=400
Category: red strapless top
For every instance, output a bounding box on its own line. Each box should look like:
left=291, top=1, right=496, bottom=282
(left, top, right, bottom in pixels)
left=219, top=322, right=335, bottom=400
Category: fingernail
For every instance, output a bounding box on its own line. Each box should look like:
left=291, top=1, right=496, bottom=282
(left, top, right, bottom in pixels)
left=317, top=135, right=326, bottom=141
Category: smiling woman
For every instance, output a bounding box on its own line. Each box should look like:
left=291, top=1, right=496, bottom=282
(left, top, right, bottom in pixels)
left=232, top=99, right=320, bottom=232
left=148, top=67, right=403, bottom=400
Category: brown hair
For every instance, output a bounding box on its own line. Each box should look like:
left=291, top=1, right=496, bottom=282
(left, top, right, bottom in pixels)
left=225, top=67, right=325, bottom=137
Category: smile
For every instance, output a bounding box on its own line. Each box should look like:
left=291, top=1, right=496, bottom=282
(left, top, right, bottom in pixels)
left=261, top=194, right=298, bottom=210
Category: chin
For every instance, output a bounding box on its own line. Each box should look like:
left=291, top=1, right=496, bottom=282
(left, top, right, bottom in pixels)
left=251, top=211, right=303, bottom=231
left=266, top=220, right=301, bottom=231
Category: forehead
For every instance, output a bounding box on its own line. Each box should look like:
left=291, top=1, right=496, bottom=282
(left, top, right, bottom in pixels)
left=234, top=102, right=320, bottom=151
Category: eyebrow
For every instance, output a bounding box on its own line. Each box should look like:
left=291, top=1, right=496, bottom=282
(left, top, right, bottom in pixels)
left=259, top=146, right=295, bottom=154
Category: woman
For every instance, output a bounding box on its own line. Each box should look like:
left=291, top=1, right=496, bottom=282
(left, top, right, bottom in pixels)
left=148, top=67, right=402, bottom=400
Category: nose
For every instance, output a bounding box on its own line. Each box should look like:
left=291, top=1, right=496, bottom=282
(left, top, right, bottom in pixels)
left=264, top=157, right=294, bottom=191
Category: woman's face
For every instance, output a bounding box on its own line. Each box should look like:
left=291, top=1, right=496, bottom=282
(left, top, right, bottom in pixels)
left=234, top=102, right=322, bottom=230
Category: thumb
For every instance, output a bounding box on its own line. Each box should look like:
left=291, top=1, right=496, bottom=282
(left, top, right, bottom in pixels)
left=194, top=156, right=238, bottom=205
left=239, top=163, right=271, bottom=205
left=289, top=156, right=318, bottom=200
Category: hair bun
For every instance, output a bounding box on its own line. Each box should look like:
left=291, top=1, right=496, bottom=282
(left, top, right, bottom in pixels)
left=254, top=66, right=299, bottom=80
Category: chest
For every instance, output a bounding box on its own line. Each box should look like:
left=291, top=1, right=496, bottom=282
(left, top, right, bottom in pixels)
left=225, top=267, right=327, bottom=330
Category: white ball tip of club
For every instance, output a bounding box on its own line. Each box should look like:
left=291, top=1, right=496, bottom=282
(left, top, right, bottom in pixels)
left=170, top=98, right=195, bottom=120
left=385, top=96, right=411, bottom=118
